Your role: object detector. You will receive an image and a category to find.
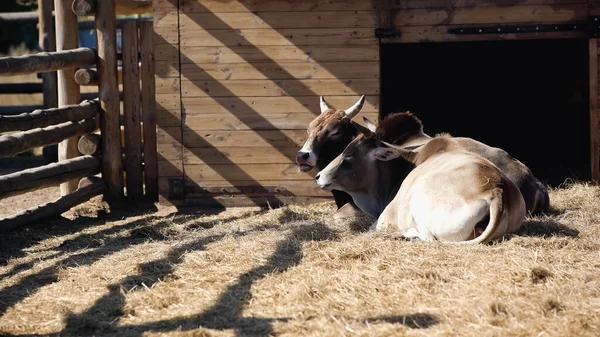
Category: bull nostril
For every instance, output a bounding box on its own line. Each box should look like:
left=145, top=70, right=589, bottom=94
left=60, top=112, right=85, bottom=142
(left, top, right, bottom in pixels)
left=315, top=174, right=320, bottom=181
left=301, top=152, right=309, bottom=160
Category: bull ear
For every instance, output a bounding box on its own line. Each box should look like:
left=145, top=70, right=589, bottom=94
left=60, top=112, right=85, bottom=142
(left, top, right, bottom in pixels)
left=372, top=147, right=403, bottom=161
left=320, top=96, right=331, bottom=114
left=362, top=116, right=377, bottom=133
left=344, top=95, right=365, bottom=119
left=350, top=120, right=374, bottom=138
left=373, top=141, right=412, bottom=161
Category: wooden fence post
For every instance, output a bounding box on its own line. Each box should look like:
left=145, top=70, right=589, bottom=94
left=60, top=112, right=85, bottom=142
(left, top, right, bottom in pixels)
left=140, top=21, right=158, bottom=200
left=95, top=0, right=124, bottom=199
left=54, top=0, right=81, bottom=195
left=38, top=0, right=58, bottom=110
left=122, top=21, right=143, bottom=197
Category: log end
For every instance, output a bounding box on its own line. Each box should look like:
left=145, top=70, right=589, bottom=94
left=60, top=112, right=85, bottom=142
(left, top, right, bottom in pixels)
left=72, top=0, right=96, bottom=16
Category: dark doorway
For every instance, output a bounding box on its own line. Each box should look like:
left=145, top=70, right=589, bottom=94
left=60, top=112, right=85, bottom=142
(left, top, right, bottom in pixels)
left=380, top=39, right=591, bottom=187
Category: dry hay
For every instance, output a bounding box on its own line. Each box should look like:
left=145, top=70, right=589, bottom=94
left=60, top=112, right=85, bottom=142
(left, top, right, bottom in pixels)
left=1, top=181, right=600, bottom=336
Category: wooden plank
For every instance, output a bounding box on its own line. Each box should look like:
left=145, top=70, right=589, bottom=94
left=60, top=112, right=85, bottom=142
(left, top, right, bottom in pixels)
left=183, top=196, right=332, bottom=208
left=156, top=61, right=179, bottom=78
left=176, top=45, right=379, bottom=64
left=183, top=147, right=305, bottom=164
left=184, top=180, right=330, bottom=197
left=180, top=28, right=377, bottom=47
left=178, top=62, right=380, bottom=80
left=157, top=94, right=180, bottom=110
left=155, top=44, right=179, bottom=61
left=381, top=25, right=585, bottom=43
left=54, top=0, right=81, bottom=196
left=162, top=163, right=314, bottom=181
left=96, top=0, right=124, bottom=199
left=183, top=111, right=380, bottom=131
left=153, top=10, right=178, bottom=29
left=392, top=0, right=586, bottom=9
left=155, top=26, right=179, bottom=44
left=122, top=21, right=143, bottom=197
left=179, top=11, right=376, bottom=30
left=156, top=109, right=182, bottom=127
left=182, top=96, right=379, bottom=114
left=181, top=129, right=307, bottom=148
left=157, top=142, right=182, bottom=161
left=157, top=126, right=182, bottom=144
left=591, top=39, right=600, bottom=183
left=156, top=77, right=180, bottom=94
left=393, top=5, right=587, bottom=27
left=177, top=0, right=375, bottom=13
left=178, top=78, right=380, bottom=97
left=141, top=21, right=159, bottom=200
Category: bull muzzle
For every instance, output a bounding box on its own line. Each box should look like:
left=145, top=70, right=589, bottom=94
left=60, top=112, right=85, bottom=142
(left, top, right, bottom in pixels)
left=296, top=150, right=315, bottom=172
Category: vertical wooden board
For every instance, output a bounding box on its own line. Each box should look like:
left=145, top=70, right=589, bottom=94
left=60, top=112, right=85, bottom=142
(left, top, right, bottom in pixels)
left=140, top=21, right=159, bottom=200
left=39, top=0, right=57, bottom=110
left=591, top=39, right=600, bottom=183
left=96, top=0, right=124, bottom=199
left=122, top=21, right=144, bottom=197
left=54, top=0, right=81, bottom=196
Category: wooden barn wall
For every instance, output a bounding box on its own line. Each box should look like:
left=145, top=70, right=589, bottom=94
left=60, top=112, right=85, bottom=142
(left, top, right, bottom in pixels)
left=153, top=0, right=380, bottom=206
left=380, top=0, right=589, bottom=43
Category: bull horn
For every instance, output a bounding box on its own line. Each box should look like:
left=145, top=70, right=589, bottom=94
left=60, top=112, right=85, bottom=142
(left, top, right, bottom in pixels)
left=350, top=120, right=374, bottom=139
left=362, top=116, right=377, bottom=133
left=344, top=95, right=365, bottom=119
left=320, top=96, right=331, bottom=114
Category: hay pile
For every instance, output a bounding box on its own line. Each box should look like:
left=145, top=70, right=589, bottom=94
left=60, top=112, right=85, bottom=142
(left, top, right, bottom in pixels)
left=1, top=181, right=599, bottom=336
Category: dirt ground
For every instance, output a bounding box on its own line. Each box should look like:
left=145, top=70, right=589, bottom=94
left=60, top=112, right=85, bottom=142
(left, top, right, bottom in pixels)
left=0, top=175, right=599, bottom=337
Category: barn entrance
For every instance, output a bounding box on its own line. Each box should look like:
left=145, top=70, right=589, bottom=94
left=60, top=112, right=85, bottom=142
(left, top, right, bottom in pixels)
left=380, top=39, right=591, bottom=187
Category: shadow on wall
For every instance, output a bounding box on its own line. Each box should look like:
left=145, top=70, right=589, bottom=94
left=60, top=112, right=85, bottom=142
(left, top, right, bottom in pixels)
left=380, top=39, right=591, bottom=187
left=155, top=0, right=379, bottom=207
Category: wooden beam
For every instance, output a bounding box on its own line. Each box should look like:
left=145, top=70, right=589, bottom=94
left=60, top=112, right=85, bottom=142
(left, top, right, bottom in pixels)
left=74, top=67, right=123, bottom=86
left=140, top=21, right=158, bottom=200
left=55, top=0, right=82, bottom=196
left=0, top=155, right=100, bottom=200
left=0, top=11, right=40, bottom=22
left=590, top=39, right=600, bottom=183
left=72, top=0, right=95, bottom=16
left=39, top=0, right=58, bottom=110
left=0, top=99, right=99, bottom=133
left=77, top=132, right=101, bottom=155
left=0, top=181, right=106, bottom=233
left=96, top=0, right=124, bottom=199
left=0, top=47, right=95, bottom=77
left=122, top=21, right=144, bottom=197
left=0, top=118, right=97, bottom=158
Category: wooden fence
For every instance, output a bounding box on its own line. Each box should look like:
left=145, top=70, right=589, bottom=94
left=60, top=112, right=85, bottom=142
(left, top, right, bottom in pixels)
left=0, top=0, right=157, bottom=232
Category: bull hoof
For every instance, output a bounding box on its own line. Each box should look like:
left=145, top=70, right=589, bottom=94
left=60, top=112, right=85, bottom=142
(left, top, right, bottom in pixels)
left=333, top=202, right=363, bottom=220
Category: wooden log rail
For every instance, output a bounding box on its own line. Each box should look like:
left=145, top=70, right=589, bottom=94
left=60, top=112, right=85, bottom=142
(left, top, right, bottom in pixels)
left=0, top=99, right=99, bottom=132
left=0, top=48, right=95, bottom=77
left=0, top=155, right=100, bottom=200
left=0, top=180, right=106, bottom=233
left=74, top=67, right=123, bottom=86
left=0, top=118, right=97, bottom=158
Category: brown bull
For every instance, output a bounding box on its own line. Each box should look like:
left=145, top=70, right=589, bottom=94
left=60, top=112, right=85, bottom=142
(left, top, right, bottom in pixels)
left=296, top=95, right=366, bottom=217
left=367, top=112, right=549, bottom=215
left=315, top=122, right=526, bottom=244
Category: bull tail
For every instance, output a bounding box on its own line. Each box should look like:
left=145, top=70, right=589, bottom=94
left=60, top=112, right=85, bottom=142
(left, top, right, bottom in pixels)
left=458, top=188, right=505, bottom=245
